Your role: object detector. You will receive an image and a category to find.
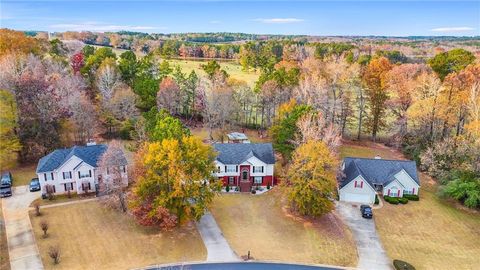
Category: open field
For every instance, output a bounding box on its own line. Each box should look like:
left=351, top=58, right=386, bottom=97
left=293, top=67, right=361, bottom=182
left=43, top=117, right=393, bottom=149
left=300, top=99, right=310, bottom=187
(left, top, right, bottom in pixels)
left=166, top=59, right=260, bottom=87
left=30, top=201, right=206, bottom=270
left=340, top=141, right=480, bottom=270
left=210, top=190, right=357, bottom=266
left=0, top=200, right=11, bottom=270
left=8, top=164, right=37, bottom=187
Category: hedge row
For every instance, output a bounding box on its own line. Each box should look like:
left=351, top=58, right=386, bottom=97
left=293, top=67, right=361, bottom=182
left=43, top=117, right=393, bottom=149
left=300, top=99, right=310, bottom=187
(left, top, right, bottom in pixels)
left=403, top=194, right=419, bottom=201
left=384, top=196, right=399, bottom=204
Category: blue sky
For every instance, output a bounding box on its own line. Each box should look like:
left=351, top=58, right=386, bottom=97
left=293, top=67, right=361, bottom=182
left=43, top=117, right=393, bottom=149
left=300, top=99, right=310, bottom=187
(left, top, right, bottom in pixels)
left=1, top=1, right=479, bottom=36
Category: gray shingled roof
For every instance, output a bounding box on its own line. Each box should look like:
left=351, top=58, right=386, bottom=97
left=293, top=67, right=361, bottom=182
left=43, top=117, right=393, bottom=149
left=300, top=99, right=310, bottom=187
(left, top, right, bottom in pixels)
left=36, top=144, right=127, bottom=173
left=339, top=157, right=419, bottom=189
left=213, top=143, right=275, bottom=164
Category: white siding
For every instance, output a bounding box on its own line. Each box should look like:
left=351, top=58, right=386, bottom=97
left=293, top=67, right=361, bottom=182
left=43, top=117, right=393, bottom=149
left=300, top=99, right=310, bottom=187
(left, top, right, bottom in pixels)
left=383, top=180, right=404, bottom=197
left=339, top=175, right=376, bottom=204
left=394, top=170, right=420, bottom=195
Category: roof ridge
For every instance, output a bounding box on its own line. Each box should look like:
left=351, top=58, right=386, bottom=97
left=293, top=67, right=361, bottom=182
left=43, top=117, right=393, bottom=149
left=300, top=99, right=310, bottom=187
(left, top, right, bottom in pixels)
left=345, top=156, right=415, bottom=163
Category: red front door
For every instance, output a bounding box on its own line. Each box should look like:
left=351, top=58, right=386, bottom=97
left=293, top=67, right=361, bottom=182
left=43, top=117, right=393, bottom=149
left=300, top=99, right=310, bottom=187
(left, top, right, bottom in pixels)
left=239, top=165, right=251, bottom=192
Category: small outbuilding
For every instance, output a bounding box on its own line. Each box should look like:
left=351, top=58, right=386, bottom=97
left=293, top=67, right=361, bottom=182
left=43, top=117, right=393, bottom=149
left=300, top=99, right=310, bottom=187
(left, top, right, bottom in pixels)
left=227, top=132, right=250, bottom=143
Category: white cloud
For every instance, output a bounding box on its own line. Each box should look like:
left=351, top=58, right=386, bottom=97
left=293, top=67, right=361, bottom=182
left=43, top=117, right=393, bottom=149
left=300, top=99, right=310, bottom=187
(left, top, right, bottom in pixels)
left=253, top=18, right=304, bottom=24
left=49, top=22, right=165, bottom=32
left=430, top=27, right=475, bottom=33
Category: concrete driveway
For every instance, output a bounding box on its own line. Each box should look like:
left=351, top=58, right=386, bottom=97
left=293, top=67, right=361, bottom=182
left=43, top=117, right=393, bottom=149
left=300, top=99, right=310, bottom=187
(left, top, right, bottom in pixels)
left=336, top=202, right=392, bottom=270
left=196, top=212, right=240, bottom=262
left=2, top=185, right=43, bottom=270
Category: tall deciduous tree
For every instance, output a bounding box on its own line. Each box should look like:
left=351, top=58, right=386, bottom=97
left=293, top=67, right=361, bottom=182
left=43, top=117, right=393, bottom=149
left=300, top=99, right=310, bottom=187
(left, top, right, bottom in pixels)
left=156, top=77, right=182, bottom=115
left=0, top=90, right=22, bottom=168
left=286, top=141, right=338, bottom=217
left=130, top=136, right=221, bottom=229
left=97, top=141, right=128, bottom=212
left=362, top=57, right=393, bottom=142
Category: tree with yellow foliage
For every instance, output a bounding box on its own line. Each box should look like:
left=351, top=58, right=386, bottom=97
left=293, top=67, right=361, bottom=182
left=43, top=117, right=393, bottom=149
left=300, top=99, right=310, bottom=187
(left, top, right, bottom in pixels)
left=130, top=136, right=221, bottom=229
left=0, top=90, right=21, bottom=169
left=286, top=140, right=338, bottom=217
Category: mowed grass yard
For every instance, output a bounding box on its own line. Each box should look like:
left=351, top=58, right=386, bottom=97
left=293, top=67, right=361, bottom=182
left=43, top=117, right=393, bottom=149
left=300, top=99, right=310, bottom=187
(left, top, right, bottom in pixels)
left=210, top=190, right=358, bottom=267
left=340, top=141, right=480, bottom=270
left=30, top=201, right=206, bottom=270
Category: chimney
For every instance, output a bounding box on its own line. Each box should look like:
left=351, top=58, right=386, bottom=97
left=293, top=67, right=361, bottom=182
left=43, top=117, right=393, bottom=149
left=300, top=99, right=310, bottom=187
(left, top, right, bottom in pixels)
left=86, top=140, right=96, bottom=146
left=374, top=155, right=382, bottom=159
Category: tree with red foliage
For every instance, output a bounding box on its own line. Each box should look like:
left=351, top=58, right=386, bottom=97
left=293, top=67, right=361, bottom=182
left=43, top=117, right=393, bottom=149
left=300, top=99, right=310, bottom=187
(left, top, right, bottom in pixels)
left=71, top=52, right=84, bottom=74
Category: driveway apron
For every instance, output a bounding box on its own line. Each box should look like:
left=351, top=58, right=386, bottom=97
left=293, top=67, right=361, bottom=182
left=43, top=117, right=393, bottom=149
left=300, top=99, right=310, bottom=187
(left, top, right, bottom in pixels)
left=2, top=186, right=43, bottom=270
left=196, top=211, right=240, bottom=262
left=336, top=202, right=392, bottom=270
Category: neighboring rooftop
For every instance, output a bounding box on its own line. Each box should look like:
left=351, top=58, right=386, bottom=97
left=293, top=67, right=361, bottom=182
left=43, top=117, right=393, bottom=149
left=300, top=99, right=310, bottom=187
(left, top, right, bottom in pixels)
left=227, top=132, right=250, bottom=142
left=36, top=144, right=126, bottom=173
left=214, top=143, right=275, bottom=164
left=340, top=157, right=419, bottom=188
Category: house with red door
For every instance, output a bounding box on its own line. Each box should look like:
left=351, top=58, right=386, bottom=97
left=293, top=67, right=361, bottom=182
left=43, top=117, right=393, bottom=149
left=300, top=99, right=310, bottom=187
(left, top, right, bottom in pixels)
left=213, top=143, right=275, bottom=192
left=338, top=157, right=420, bottom=204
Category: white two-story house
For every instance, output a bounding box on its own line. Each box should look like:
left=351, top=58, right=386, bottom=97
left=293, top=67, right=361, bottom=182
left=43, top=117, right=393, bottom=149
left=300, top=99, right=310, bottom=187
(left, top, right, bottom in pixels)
left=338, top=157, right=420, bottom=204
left=36, top=143, right=128, bottom=195
left=213, top=143, right=276, bottom=192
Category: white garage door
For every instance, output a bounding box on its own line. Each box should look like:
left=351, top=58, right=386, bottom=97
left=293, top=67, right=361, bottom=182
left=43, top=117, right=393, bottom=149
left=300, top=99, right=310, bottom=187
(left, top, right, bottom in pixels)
left=341, top=193, right=372, bottom=204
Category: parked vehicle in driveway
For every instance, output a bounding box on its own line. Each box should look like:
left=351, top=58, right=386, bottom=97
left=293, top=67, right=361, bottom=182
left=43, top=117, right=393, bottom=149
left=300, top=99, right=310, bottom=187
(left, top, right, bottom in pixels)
left=29, top=178, right=41, bottom=192
left=0, top=172, right=13, bottom=197
left=360, top=204, right=373, bottom=219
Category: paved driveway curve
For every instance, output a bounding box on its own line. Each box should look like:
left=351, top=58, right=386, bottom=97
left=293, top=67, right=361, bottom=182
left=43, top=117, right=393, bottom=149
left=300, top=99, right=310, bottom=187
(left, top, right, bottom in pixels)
left=2, top=185, right=43, bottom=270
left=336, top=202, right=392, bottom=270
left=196, top=212, right=240, bottom=262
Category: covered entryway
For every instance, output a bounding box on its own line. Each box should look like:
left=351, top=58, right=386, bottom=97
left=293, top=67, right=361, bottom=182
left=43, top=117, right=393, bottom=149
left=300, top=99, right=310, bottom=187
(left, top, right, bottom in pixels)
left=239, top=166, right=251, bottom=192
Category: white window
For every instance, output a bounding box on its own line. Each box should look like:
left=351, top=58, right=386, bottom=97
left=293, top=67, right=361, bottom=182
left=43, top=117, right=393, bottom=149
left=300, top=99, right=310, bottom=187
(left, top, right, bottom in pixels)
left=120, top=166, right=126, bottom=173
left=253, top=166, right=264, bottom=173
left=354, top=180, right=363, bottom=188
left=78, top=170, right=91, bottom=179
left=63, top=171, right=72, bottom=179
left=44, top=173, right=53, bottom=181
left=228, top=177, right=234, bottom=185
left=403, top=190, right=412, bottom=195
left=254, top=176, right=263, bottom=184
left=217, top=166, right=221, bottom=173
left=226, top=165, right=237, bottom=173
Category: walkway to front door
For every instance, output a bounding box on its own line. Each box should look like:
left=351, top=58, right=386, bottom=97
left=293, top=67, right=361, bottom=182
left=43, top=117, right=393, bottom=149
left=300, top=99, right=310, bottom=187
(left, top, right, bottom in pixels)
left=239, top=167, right=251, bottom=192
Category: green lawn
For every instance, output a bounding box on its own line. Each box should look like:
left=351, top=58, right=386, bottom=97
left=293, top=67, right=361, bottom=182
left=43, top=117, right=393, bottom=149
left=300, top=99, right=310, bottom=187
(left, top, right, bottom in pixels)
left=30, top=201, right=206, bottom=270
left=340, top=141, right=480, bottom=270
left=166, top=59, right=259, bottom=87
left=210, top=190, right=358, bottom=266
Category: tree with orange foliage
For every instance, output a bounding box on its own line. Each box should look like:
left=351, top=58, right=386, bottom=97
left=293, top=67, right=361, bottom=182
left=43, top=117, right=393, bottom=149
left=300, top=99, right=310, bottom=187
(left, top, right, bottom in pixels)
left=0, top=29, right=41, bottom=57
left=362, top=57, right=393, bottom=142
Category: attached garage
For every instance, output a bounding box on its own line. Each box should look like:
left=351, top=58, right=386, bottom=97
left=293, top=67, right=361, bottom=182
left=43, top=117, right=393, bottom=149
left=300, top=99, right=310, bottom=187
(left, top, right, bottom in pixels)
left=339, top=192, right=374, bottom=204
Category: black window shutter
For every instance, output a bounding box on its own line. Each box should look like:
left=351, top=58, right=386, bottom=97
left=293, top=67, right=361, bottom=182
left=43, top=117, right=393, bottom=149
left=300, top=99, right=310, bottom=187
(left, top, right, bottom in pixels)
left=62, top=172, right=65, bottom=179
left=224, top=166, right=227, bottom=172
left=78, top=171, right=81, bottom=178
left=51, top=173, right=54, bottom=180
left=236, top=166, right=238, bottom=172
left=262, top=166, right=264, bottom=173
left=69, top=171, right=72, bottom=178
left=44, top=173, right=47, bottom=181
left=89, top=170, right=92, bottom=177
left=88, top=183, right=91, bottom=189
